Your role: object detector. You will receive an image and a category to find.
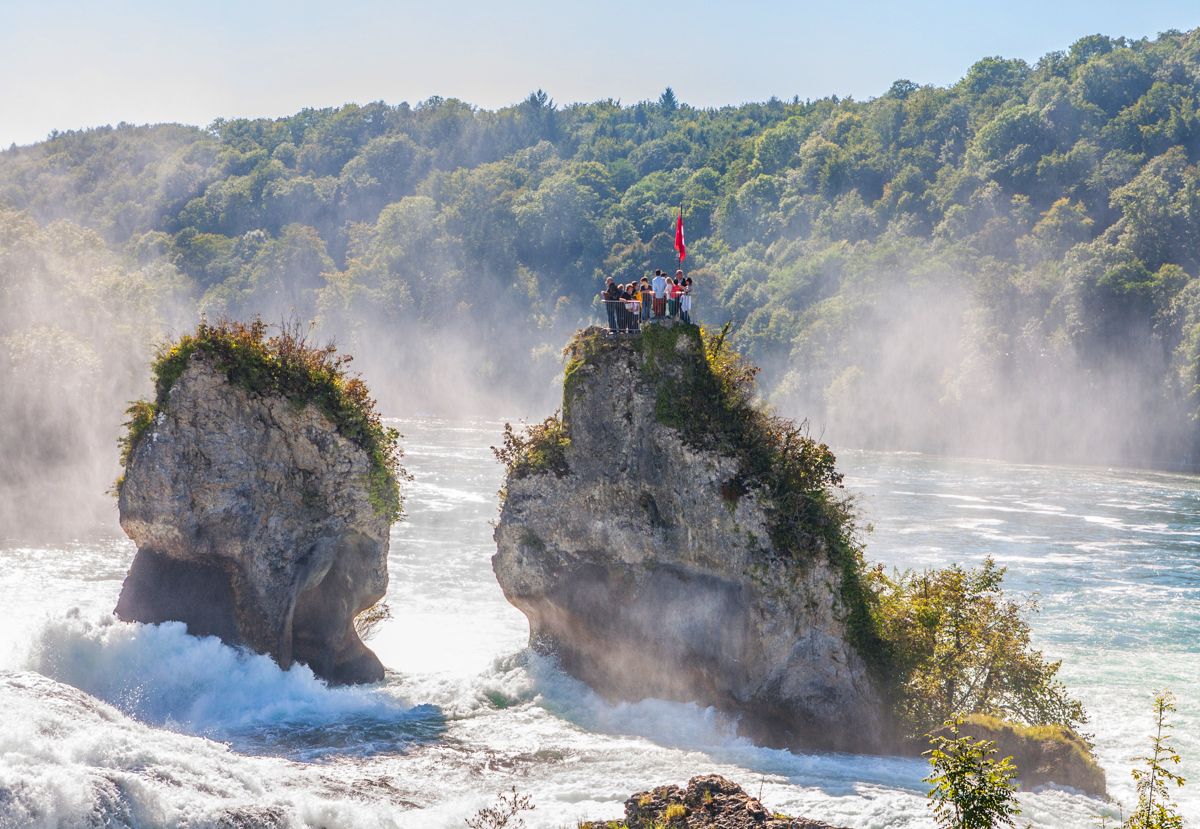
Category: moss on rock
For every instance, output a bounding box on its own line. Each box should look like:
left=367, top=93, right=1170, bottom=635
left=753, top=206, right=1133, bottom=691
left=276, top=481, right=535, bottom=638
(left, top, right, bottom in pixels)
left=942, top=714, right=1106, bottom=795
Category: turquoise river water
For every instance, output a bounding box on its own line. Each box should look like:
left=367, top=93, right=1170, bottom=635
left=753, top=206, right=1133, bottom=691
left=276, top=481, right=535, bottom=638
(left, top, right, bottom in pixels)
left=0, top=417, right=1196, bottom=828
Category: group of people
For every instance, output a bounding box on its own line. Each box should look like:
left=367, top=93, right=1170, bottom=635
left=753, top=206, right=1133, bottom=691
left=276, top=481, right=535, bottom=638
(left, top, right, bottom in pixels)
left=601, top=269, right=694, bottom=334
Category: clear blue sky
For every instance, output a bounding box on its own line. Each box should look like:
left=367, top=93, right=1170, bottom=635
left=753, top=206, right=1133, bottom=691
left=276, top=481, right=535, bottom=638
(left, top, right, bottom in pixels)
left=2, top=0, right=1198, bottom=147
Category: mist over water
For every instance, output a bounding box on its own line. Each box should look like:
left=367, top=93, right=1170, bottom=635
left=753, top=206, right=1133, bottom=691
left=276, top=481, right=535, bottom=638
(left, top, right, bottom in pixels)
left=766, top=268, right=1196, bottom=472
left=2, top=29, right=1200, bottom=829
left=0, top=417, right=1196, bottom=828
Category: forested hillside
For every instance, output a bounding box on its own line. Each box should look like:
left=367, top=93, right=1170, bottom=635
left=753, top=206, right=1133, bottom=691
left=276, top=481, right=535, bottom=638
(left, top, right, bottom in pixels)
left=5, top=29, right=1200, bottom=533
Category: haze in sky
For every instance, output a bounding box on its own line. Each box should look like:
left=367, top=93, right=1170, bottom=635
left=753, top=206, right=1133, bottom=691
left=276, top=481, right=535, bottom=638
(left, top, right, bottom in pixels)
left=2, top=0, right=1198, bottom=147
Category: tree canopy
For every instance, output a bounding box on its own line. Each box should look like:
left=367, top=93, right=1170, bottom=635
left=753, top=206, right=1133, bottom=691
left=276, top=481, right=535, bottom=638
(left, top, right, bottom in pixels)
left=5, top=29, right=1200, bottom=474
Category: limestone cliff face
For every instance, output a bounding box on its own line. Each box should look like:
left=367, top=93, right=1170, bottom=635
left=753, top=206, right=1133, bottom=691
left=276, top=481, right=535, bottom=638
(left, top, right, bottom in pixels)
left=116, top=356, right=390, bottom=684
left=493, top=324, right=885, bottom=752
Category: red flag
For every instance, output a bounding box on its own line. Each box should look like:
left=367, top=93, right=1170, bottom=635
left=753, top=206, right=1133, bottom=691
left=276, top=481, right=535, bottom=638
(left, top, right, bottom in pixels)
left=674, top=208, right=686, bottom=262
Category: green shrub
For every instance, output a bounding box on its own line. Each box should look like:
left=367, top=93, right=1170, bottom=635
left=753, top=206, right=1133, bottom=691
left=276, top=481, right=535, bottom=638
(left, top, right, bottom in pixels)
left=924, top=718, right=1021, bottom=829
left=491, top=413, right=571, bottom=487
left=1124, top=691, right=1185, bottom=829
left=112, top=399, right=157, bottom=494
left=947, top=714, right=1105, bottom=794
left=117, top=318, right=406, bottom=522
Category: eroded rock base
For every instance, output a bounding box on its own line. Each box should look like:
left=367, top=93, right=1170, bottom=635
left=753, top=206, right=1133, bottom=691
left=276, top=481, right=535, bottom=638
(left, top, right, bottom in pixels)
left=115, top=548, right=241, bottom=643
left=115, top=547, right=385, bottom=685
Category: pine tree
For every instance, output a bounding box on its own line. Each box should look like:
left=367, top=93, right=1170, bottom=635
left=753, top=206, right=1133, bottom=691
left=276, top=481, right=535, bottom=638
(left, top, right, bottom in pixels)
left=658, top=87, right=678, bottom=114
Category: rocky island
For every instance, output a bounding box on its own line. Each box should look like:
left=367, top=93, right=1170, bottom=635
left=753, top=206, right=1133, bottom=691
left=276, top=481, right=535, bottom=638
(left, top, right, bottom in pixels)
left=113, top=320, right=403, bottom=685
left=493, top=322, right=1105, bottom=795
left=493, top=323, right=885, bottom=752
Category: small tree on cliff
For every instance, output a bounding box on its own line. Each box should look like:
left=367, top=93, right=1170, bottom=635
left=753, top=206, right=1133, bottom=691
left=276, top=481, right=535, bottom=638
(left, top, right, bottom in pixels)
left=491, top=413, right=570, bottom=490
left=925, top=719, right=1021, bottom=829
left=1124, top=691, right=1185, bottom=829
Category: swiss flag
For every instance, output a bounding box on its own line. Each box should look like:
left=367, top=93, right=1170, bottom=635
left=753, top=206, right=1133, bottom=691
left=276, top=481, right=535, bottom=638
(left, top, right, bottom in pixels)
left=674, top=208, right=686, bottom=262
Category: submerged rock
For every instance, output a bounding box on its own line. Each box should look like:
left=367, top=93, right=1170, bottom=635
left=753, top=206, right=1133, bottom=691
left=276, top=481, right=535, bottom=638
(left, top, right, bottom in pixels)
left=578, top=774, right=850, bottom=829
left=493, top=324, right=885, bottom=752
left=116, top=329, right=397, bottom=685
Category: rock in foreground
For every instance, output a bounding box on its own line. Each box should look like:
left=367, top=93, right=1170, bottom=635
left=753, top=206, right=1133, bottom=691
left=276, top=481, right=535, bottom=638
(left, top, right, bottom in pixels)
left=115, top=321, right=401, bottom=684
left=579, top=775, right=850, bottom=829
left=493, top=324, right=885, bottom=752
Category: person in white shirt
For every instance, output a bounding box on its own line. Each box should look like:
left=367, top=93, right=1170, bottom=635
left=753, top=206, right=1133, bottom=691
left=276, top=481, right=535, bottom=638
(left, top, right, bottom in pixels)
left=650, top=270, right=669, bottom=318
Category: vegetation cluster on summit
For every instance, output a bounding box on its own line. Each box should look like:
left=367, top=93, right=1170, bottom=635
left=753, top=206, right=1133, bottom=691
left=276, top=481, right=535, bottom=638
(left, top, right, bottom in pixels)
left=118, top=318, right=404, bottom=521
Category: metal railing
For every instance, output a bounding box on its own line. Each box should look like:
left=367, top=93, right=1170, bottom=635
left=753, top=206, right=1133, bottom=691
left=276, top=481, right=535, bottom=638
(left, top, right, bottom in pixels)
left=599, top=291, right=694, bottom=334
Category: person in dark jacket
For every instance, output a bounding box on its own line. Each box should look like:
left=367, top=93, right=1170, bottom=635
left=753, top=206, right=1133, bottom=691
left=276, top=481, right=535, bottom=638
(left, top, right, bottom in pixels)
left=602, top=277, right=621, bottom=332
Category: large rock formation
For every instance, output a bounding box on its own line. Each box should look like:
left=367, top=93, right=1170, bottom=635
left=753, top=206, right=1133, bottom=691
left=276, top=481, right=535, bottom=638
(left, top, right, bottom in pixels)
left=116, top=353, right=391, bottom=684
left=493, top=324, right=885, bottom=752
left=579, top=775, right=850, bottom=829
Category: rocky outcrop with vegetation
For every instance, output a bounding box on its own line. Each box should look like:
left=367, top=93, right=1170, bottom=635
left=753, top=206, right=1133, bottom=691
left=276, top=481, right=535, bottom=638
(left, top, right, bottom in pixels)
left=114, top=320, right=403, bottom=685
left=578, top=774, right=849, bottom=829
left=493, top=323, right=885, bottom=752
left=947, top=715, right=1106, bottom=796
left=493, top=323, right=1104, bottom=792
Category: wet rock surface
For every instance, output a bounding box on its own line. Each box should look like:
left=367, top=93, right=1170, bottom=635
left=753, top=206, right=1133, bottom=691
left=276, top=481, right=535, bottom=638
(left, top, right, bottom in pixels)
left=116, top=356, right=390, bottom=684
left=493, top=325, right=884, bottom=752
left=579, top=774, right=851, bottom=829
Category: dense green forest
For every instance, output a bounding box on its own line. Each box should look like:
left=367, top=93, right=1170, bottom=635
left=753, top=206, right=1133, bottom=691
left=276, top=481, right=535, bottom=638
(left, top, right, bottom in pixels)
left=5, top=28, right=1200, bottom=533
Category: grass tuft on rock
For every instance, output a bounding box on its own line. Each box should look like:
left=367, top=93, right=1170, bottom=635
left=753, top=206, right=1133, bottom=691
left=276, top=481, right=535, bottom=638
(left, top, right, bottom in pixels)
left=492, top=414, right=571, bottom=486
left=117, top=318, right=406, bottom=522
left=941, top=714, right=1106, bottom=795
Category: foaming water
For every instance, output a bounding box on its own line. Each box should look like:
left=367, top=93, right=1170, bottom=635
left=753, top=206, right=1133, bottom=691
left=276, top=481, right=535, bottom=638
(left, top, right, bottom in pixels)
left=0, top=418, right=1195, bottom=827
left=0, top=671, right=418, bottom=828
left=25, top=612, right=442, bottom=756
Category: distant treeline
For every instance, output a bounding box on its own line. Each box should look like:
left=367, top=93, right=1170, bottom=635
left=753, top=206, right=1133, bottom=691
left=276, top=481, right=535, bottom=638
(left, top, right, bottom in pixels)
left=5, top=29, right=1200, bottom=494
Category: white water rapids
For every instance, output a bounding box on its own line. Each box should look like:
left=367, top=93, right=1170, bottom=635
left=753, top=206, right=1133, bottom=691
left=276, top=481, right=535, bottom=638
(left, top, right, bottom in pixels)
left=0, top=417, right=1196, bottom=828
